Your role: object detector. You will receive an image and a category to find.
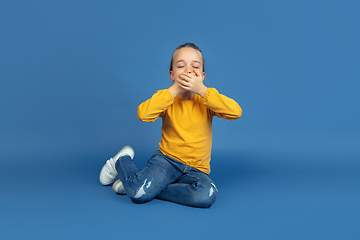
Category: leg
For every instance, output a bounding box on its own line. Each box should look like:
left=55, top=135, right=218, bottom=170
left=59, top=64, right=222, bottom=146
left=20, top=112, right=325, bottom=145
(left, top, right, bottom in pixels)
left=115, top=151, right=182, bottom=204
left=156, top=168, right=218, bottom=208
left=99, top=146, right=135, bottom=185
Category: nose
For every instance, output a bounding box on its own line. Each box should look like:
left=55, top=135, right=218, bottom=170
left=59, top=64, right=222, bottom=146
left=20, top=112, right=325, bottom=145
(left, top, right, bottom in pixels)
left=184, top=66, right=192, bottom=73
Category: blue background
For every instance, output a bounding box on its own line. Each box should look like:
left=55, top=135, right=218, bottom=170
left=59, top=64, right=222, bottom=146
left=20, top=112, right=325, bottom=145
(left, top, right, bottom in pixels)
left=1, top=0, right=359, bottom=239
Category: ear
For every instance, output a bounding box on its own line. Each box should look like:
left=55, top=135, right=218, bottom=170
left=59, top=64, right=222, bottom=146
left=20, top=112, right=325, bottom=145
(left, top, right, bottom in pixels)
left=169, top=71, right=175, bottom=81
left=202, top=72, right=206, bottom=81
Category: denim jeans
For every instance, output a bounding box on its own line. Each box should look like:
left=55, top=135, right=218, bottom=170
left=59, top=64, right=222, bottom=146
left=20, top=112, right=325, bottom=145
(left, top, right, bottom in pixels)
left=115, top=150, right=218, bottom=208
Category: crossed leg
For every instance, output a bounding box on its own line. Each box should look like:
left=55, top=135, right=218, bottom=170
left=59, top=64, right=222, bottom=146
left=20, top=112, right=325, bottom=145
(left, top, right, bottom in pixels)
left=115, top=151, right=217, bottom=208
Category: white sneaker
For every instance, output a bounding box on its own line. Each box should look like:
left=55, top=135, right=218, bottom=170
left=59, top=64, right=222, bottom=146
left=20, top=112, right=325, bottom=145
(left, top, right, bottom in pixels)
left=113, top=145, right=135, bottom=161
left=112, top=179, right=126, bottom=195
left=99, top=146, right=135, bottom=185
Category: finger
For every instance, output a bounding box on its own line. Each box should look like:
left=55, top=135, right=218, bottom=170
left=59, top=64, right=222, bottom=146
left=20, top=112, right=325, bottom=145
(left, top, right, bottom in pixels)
left=179, top=74, right=191, bottom=81
left=177, top=78, right=185, bottom=85
left=193, top=69, right=200, bottom=77
left=178, top=82, right=189, bottom=90
left=177, top=79, right=190, bottom=88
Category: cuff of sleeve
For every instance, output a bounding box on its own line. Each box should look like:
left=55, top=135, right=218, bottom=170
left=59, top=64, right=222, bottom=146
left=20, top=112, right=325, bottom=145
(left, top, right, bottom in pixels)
left=164, top=89, right=175, bottom=102
left=202, top=88, right=216, bottom=104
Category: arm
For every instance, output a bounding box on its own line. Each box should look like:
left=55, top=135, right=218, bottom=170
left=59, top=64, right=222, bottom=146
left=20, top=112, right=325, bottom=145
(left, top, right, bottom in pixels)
left=202, top=88, right=242, bottom=120
left=138, top=78, right=189, bottom=122
left=137, top=90, right=174, bottom=122
left=176, top=69, right=241, bottom=119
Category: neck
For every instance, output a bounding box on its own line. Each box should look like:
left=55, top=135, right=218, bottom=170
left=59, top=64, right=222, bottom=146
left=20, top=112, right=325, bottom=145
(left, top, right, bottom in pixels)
left=178, top=91, right=195, bottom=100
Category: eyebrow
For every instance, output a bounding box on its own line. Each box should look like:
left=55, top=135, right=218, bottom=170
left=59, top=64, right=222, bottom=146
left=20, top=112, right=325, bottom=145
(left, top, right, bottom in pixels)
left=175, top=60, right=202, bottom=64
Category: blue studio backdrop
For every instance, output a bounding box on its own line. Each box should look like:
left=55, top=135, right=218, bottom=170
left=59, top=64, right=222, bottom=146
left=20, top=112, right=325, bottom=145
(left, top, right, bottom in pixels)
left=1, top=1, right=359, bottom=239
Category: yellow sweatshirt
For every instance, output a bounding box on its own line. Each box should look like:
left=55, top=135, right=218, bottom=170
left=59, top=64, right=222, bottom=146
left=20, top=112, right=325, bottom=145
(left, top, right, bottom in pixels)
left=137, top=88, right=242, bottom=174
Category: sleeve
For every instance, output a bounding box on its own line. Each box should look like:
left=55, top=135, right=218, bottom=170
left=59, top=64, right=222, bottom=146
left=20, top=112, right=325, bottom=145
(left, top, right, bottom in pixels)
left=202, top=88, right=242, bottom=120
left=137, top=89, right=174, bottom=122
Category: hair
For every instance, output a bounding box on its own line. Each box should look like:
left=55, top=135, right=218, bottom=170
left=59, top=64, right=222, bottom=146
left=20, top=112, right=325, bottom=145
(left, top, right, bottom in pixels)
left=169, top=43, right=205, bottom=72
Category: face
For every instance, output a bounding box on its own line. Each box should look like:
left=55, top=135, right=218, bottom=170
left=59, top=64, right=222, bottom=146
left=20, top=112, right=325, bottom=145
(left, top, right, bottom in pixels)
left=170, top=47, right=205, bottom=81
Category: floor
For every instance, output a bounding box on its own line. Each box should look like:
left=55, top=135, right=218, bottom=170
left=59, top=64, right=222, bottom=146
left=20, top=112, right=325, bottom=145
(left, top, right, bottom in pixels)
left=1, top=141, right=359, bottom=240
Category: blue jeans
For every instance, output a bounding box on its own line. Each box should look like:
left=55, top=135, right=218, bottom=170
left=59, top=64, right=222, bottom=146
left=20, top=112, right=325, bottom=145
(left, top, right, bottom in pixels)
left=115, top=150, right=217, bottom=208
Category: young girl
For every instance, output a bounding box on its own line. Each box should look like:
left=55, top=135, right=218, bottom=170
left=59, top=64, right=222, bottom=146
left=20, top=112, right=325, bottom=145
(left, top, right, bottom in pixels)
left=99, top=43, right=242, bottom=208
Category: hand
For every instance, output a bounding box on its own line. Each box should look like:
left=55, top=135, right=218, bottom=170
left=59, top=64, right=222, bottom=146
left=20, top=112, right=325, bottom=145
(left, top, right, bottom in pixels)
left=168, top=78, right=187, bottom=98
left=177, top=69, right=207, bottom=97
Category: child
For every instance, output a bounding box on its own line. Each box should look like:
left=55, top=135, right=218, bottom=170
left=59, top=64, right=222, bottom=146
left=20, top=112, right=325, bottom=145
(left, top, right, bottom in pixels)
left=99, top=43, right=242, bottom=208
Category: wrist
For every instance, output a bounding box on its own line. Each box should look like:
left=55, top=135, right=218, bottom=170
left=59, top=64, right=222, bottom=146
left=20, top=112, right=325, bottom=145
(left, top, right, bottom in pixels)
left=198, top=86, right=208, bottom=98
left=168, top=85, right=179, bottom=98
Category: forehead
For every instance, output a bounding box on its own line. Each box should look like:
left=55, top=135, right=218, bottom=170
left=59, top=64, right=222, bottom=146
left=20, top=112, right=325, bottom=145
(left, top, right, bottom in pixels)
left=173, top=47, right=203, bottom=63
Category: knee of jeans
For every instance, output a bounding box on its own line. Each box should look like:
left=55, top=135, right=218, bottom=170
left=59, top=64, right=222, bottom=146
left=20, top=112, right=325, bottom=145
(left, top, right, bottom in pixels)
left=193, top=181, right=218, bottom=208
left=126, top=178, right=155, bottom=204
left=130, top=197, right=148, bottom=204
left=129, top=193, right=153, bottom=204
